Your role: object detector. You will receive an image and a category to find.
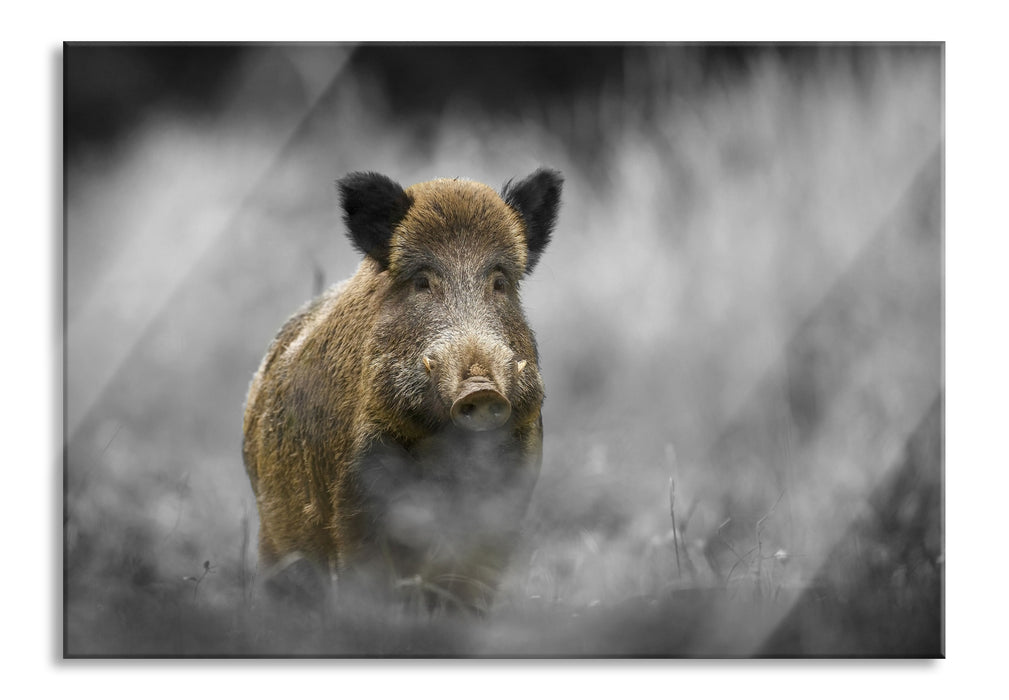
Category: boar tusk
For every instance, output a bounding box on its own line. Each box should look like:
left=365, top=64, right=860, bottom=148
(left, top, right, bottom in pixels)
left=516, top=359, right=528, bottom=374
left=423, top=356, right=435, bottom=374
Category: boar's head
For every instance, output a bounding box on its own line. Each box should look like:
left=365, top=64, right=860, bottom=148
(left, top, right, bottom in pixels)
left=338, top=169, right=563, bottom=444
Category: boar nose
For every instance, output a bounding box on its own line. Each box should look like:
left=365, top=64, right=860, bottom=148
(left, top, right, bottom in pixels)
left=451, top=377, right=511, bottom=431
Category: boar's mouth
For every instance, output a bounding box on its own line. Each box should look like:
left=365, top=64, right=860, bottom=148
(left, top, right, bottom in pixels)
left=450, top=377, right=511, bottom=431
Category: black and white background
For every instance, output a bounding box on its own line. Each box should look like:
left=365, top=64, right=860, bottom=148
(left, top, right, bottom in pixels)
left=63, top=42, right=942, bottom=658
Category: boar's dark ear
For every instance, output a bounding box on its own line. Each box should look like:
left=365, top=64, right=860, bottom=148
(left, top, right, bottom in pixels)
left=502, top=168, right=563, bottom=274
left=337, top=171, right=413, bottom=268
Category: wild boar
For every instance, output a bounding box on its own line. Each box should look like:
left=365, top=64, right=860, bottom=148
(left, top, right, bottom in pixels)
left=242, top=168, right=562, bottom=611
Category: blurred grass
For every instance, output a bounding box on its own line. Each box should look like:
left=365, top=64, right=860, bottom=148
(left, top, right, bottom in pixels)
left=64, top=45, right=942, bottom=657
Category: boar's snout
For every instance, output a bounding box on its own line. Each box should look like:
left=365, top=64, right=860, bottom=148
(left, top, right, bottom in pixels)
left=451, top=377, right=511, bottom=431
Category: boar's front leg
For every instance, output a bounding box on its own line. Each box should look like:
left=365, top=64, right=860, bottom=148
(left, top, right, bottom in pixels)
left=342, top=434, right=531, bottom=613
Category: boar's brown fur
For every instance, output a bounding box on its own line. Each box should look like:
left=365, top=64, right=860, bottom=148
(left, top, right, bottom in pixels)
left=243, top=170, right=562, bottom=610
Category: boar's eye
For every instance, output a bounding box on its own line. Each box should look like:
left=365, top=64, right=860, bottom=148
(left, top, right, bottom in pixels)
left=492, top=273, right=509, bottom=293
left=412, top=273, right=432, bottom=293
